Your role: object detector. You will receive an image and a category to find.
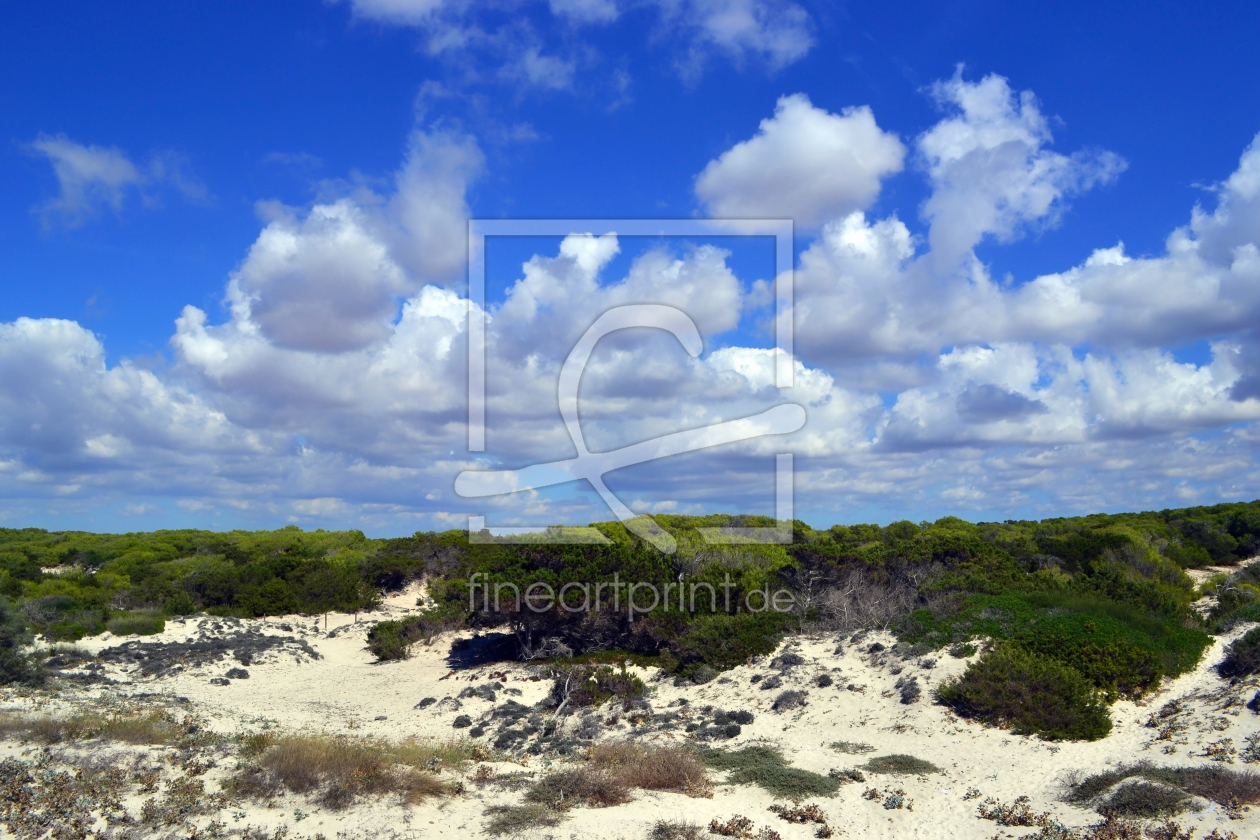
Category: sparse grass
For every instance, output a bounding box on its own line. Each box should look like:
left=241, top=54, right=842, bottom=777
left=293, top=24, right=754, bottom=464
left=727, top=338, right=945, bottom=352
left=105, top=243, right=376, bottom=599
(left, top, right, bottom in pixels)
left=700, top=745, right=839, bottom=799
left=482, top=741, right=710, bottom=833
left=828, top=740, right=875, bottom=755
left=648, top=820, right=705, bottom=840
left=229, top=732, right=469, bottom=808
left=863, top=754, right=940, bottom=775
left=524, top=766, right=631, bottom=808
left=0, top=709, right=180, bottom=745
left=484, top=803, right=566, bottom=836
left=588, top=741, right=711, bottom=796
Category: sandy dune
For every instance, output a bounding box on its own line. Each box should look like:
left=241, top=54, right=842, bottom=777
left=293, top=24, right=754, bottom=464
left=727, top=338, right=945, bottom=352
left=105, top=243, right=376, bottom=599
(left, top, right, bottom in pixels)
left=3, top=586, right=1258, bottom=839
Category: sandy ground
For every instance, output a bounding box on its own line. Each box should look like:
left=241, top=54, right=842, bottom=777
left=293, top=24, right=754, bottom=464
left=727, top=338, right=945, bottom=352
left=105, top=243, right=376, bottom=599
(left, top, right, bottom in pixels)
left=2, top=583, right=1259, bottom=840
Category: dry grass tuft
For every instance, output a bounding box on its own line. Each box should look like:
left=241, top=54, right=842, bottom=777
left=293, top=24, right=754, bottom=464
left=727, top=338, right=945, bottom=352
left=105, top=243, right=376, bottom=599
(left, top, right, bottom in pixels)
left=230, top=732, right=470, bottom=809
left=0, top=709, right=179, bottom=746
left=588, top=741, right=711, bottom=797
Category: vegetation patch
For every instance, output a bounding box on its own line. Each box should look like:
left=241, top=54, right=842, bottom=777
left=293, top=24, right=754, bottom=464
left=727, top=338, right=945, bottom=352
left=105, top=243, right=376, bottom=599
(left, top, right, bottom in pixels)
left=587, top=741, right=711, bottom=797
left=863, top=754, right=940, bottom=775
left=1101, top=781, right=1196, bottom=818
left=935, top=645, right=1112, bottom=740
left=484, top=803, right=565, bottom=836
left=700, top=745, right=839, bottom=799
left=1065, top=762, right=1260, bottom=811
left=648, top=820, right=705, bottom=840
left=229, top=733, right=472, bottom=808
left=1218, top=626, right=1260, bottom=679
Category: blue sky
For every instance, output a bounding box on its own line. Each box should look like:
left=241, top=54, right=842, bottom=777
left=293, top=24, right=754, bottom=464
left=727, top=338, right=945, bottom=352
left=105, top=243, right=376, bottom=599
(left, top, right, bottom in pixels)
left=2, top=0, right=1259, bottom=535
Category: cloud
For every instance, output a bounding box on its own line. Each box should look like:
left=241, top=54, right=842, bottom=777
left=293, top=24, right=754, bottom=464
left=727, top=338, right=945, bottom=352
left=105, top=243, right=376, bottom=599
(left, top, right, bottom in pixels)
left=29, top=135, right=144, bottom=227
left=918, top=71, right=1127, bottom=265
left=5, top=74, right=1260, bottom=532
left=227, top=201, right=410, bottom=352
left=28, top=134, right=207, bottom=228
left=549, top=0, right=618, bottom=24
left=342, top=0, right=814, bottom=83
left=695, top=94, right=905, bottom=228
left=500, top=47, right=576, bottom=90
left=345, top=0, right=448, bottom=25
left=661, top=0, right=814, bottom=72
left=224, top=128, right=481, bottom=353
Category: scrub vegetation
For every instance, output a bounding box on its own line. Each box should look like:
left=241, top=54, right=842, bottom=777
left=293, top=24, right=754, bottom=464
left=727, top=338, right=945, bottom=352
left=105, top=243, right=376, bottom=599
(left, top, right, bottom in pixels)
left=3, top=500, right=1260, bottom=740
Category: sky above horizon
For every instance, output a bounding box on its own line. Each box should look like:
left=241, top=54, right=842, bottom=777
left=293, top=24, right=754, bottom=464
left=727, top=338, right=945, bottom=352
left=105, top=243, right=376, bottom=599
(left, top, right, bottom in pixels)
left=2, top=0, right=1260, bottom=536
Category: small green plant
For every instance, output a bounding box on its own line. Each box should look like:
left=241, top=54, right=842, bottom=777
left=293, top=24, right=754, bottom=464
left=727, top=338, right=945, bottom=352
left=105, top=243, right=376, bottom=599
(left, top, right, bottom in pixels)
left=863, top=754, right=940, bottom=775
left=827, top=741, right=874, bottom=755
left=700, top=745, right=839, bottom=799
left=949, top=642, right=978, bottom=658
left=1240, top=733, right=1260, bottom=764
left=649, top=820, right=705, bottom=840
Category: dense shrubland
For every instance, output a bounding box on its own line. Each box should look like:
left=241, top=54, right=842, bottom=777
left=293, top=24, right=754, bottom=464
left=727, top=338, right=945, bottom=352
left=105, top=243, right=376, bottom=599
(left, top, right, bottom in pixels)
left=4, top=501, right=1260, bottom=739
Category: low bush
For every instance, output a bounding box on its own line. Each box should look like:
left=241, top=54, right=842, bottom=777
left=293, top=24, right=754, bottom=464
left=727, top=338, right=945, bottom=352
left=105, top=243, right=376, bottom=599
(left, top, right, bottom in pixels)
left=935, top=645, right=1112, bottom=741
left=1065, top=761, right=1260, bottom=811
left=525, top=766, right=631, bottom=808
left=771, top=690, right=807, bottom=712
left=1219, top=627, right=1260, bottom=679
left=863, top=754, right=939, bottom=775
left=367, top=605, right=467, bottom=662
left=1102, top=781, right=1194, bottom=817
left=895, top=675, right=921, bottom=704
left=701, top=745, right=839, bottom=799
left=484, top=803, right=565, bottom=836
left=548, top=664, right=646, bottom=712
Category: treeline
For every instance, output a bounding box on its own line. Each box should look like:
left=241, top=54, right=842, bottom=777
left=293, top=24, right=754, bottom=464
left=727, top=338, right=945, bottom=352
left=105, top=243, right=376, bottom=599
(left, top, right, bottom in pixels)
left=2, top=501, right=1260, bottom=731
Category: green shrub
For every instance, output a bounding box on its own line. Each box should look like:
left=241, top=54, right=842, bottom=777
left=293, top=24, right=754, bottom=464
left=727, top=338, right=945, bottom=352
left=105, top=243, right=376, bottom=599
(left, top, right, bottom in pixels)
left=1219, top=627, right=1260, bottom=679
left=561, top=665, right=645, bottom=709
left=699, top=745, right=839, bottom=799
left=366, top=621, right=414, bottom=661
left=106, top=612, right=165, bottom=636
left=1065, top=762, right=1260, bottom=810
left=1101, top=782, right=1194, bottom=817
left=863, top=754, right=940, bottom=775
left=162, top=591, right=197, bottom=616
left=935, top=645, right=1112, bottom=740
left=367, top=606, right=468, bottom=662
left=0, top=598, right=42, bottom=687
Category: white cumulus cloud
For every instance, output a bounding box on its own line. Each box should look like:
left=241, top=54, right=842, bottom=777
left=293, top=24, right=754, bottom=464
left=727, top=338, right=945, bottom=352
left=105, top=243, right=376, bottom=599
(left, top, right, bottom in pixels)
left=696, top=94, right=905, bottom=229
